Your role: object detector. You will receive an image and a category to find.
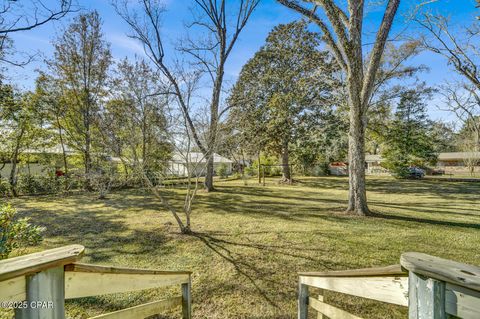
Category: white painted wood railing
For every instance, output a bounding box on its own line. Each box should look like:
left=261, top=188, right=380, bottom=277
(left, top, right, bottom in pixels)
left=0, top=245, right=192, bottom=319
left=298, top=253, right=480, bottom=319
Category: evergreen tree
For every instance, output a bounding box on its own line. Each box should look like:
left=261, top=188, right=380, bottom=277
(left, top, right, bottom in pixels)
left=228, top=21, right=338, bottom=182
left=383, top=88, right=437, bottom=177
left=48, top=11, right=112, bottom=190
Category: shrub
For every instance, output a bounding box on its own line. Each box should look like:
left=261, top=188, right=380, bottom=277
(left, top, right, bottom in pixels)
left=0, top=179, right=10, bottom=197
left=244, top=166, right=256, bottom=177
left=231, top=172, right=242, bottom=179
left=0, top=203, right=45, bottom=259
left=217, top=163, right=229, bottom=179
left=252, top=155, right=282, bottom=177
left=16, top=174, right=62, bottom=195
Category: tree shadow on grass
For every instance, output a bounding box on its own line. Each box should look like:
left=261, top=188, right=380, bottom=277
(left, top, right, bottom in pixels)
left=190, top=230, right=343, bottom=311
left=297, top=176, right=480, bottom=202
left=194, top=187, right=347, bottom=222
left=15, top=201, right=174, bottom=263
left=366, top=179, right=480, bottom=201
left=369, top=200, right=480, bottom=218
left=369, top=211, right=480, bottom=229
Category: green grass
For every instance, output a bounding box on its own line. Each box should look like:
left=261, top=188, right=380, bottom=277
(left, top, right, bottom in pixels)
left=5, top=176, right=480, bottom=319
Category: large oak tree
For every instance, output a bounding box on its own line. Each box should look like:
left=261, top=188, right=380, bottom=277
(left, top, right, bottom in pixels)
left=228, top=22, right=338, bottom=182
left=277, top=0, right=401, bottom=215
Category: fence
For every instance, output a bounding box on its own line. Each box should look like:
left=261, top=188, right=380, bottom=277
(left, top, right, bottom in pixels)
left=298, top=252, right=480, bottom=319
left=0, top=245, right=192, bottom=319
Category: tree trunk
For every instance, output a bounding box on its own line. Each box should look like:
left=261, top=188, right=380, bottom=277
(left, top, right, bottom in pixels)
left=57, top=120, right=68, bottom=175
left=9, top=127, right=25, bottom=197
left=84, top=114, right=93, bottom=191
left=346, top=100, right=370, bottom=216
left=257, top=152, right=262, bottom=184
left=84, top=148, right=92, bottom=191
left=204, top=155, right=215, bottom=192
left=9, top=156, right=19, bottom=197
left=281, top=141, right=291, bottom=183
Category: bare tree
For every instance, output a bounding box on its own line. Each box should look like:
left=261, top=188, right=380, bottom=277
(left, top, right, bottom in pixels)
left=277, top=0, right=401, bottom=215
left=416, top=11, right=480, bottom=166
left=416, top=13, right=480, bottom=90
left=0, top=0, right=75, bottom=67
left=114, top=0, right=259, bottom=192
left=101, top=64, right=204, bottom=234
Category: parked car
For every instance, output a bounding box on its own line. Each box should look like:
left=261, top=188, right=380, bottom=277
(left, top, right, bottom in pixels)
left=408, top=167, right=425, bottom=179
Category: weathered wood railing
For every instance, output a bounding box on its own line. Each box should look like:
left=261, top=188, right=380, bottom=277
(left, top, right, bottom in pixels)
left=298, top=252, right=480, bottom=319
left=0, top=245, right=192, bottom=319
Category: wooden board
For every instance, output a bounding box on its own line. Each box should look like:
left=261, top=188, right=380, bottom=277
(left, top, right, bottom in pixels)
left=182, top=280, right=192, bottom=319
left=445, top=282, right=480, bottom=319
left=0, top=275, right=26, bottom=302
left=65, top=271, right=190, bottom=299
left=64, top=263, right=191, bottom=275
left=88, top=296, right=182, bottom=319
left=401, top=252, right=480, bottom=292
left=298, top=283, right=309, bottom=319
left=15, top=266, right=65, bottom=319
left=309, top=298, right=363, bottom=319
left=299, top=276, right=409, bottom=306
left=0, top=245, right=84, bottom=281
left=408, top=272, right=445, bottom=319
left=299, top=264, right=406, bottom=278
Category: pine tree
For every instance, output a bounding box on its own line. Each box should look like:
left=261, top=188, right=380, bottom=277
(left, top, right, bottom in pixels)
left=383, top=88, right=437, bottom=177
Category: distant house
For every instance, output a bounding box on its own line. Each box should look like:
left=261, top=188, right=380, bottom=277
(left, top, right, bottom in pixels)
left=365, top=152, right=480, bottom=175
left=0, top=146, right=72, bottom=179
left=328, top=162, right=348, bottom=176
left=167, top=152, right=233, bottom=177
left=365, top=154, right=388, bottom=175
left=436, top=152, right=480, bottom=168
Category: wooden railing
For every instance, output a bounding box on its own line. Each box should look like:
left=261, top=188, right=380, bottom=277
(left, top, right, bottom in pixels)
left=0, top=245, right=192, bottom=319
left=298, top=252, right=480, bottom=319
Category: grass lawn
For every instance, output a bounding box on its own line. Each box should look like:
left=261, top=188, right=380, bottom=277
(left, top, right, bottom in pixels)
left=5, top=176, right=480, bottom=319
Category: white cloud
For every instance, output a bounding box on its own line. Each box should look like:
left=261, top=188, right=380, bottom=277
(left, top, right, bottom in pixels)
left=108, top=33, right=147, bottom=57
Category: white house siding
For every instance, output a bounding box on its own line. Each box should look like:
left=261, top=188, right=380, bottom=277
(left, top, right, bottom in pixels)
left=0, top=163, right=52, bottom=179
left=167, top=153, right=233, bottom=177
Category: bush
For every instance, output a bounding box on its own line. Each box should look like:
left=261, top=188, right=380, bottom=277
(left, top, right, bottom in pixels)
left=0, top=179, right=10, bottom=197
left=217, top=163, right=229, bottom=179
left=252, top=155, right=282, bottom=177
left=0, top=203, right=45, bottom=259
left=16, top=174, right=62, bottom=195
left=244, top=166, right=256, bottom=177
left=231, top=172, right=242, bottom=179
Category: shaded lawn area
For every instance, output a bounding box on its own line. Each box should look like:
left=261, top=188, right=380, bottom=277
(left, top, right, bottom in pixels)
left=7, top=176, right=480, bottom=319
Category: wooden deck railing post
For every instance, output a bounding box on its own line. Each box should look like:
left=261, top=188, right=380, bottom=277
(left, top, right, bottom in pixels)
left=401, top=252, right=480, bottom=319
left=15, top=266, right=66, bottom=319
left=317, top=289, right=324, bottom=319
left=407, top=272, right=446, bottom=319
left=298, top=280, right=308, bottom=319
left=182, top=275, right=192, bottom=319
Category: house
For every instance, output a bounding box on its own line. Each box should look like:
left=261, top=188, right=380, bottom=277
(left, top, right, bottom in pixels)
left=328, top=162, right=348, bottom=176
left=365, top=154, right=389, bottom=175
left=0, top=146, right=72, bottom=179
left=365, top=152, right=480, bottom=175
left=167, top=152, right=233, bottom=177
left=437, top=152, right=480, bottom=169
left=0, top=145, right=234, bottom=179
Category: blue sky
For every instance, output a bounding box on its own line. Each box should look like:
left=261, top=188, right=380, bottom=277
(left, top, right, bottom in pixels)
left=7, top=0, right=479, bottom=122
